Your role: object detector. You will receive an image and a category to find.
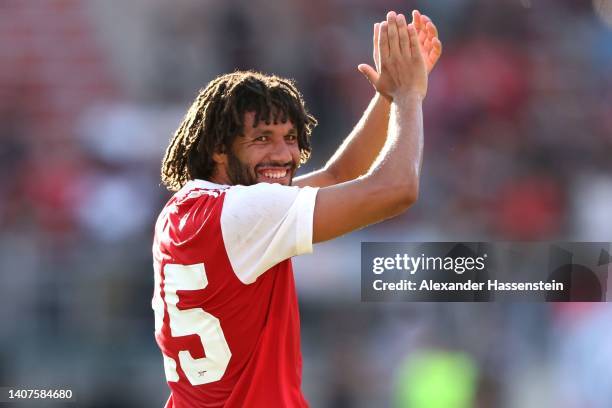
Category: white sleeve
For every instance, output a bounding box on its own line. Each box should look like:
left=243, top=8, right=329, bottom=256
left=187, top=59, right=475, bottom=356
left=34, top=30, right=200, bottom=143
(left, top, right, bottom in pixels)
left=220, top=183, right=319, bottom=284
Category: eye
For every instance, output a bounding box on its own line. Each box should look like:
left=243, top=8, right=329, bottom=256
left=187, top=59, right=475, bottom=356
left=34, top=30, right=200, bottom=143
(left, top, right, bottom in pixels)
left=285, top=134, right=297, bottom=143
left=254, top=135, right=269, bottom=142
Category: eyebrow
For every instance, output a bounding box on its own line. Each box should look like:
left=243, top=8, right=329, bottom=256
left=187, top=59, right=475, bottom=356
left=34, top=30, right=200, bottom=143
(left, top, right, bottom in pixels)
left=257, top=129, right=297, bottom=136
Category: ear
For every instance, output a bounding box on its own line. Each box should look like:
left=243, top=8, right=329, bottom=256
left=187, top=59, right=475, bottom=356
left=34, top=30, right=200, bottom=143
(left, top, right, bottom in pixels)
left=212, top=143, right=228, bottom=165
left=212, top=151, right=227, bottom=165
left=210, top=148, right=230, bottom=184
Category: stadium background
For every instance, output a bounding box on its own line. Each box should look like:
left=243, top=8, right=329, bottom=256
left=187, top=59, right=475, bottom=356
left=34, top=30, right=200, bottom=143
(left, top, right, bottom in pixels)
left=1, top=0, right=612, bottom=406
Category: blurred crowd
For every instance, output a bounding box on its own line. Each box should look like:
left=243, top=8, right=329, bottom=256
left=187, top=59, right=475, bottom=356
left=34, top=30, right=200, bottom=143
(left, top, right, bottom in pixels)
left=1, top=0, right=611, bottom=406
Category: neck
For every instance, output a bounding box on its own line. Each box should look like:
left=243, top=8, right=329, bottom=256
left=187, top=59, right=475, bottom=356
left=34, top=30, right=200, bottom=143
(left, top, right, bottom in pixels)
left=209, top=168, right=231, bottom=185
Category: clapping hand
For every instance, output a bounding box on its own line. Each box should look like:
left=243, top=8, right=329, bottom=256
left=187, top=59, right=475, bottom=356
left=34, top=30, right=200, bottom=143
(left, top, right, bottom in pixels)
left=359, top=10, right=442, bottom=100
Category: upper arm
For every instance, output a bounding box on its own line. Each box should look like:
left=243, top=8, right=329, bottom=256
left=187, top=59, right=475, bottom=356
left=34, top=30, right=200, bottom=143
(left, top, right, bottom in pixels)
left=312, top=176, right=416, bottom=243
left=221, top=174, right=415, bottom=278
left=221, top=183, right=318, bottom=283
left=293, top=168, right=339, bottom=188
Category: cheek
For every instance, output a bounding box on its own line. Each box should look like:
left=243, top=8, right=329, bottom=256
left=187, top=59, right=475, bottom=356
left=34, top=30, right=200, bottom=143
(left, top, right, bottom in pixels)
left=235, top=146, right=263, bottom=168
left=290, top=145, right=301, bottom=163
left=252, top=148, right=271, bottom=166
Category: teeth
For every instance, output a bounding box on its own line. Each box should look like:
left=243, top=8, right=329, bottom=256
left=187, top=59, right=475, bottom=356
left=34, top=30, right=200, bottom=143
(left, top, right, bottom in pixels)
left=261, top=169, right=287, bottom=179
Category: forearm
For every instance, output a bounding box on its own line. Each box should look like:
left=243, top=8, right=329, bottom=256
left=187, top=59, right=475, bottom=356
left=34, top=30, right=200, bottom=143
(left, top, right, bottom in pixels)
left=323, top=92, right=391, bottom=183
left=311, top=14, right=429, bottom=242
left=312, top=95, right=424, bottom=243
left=367, top=93, right=424, bottom=199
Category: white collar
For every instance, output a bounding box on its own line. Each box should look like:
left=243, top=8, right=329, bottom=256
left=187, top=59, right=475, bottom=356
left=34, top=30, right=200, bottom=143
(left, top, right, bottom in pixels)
left=187, top=179, right=229, bottom=190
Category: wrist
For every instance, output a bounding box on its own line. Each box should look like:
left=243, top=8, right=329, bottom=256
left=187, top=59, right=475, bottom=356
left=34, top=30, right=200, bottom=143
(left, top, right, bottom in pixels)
left=376, top=91, right=393, bottom=104
left=392, top=91, right=425, bottom=105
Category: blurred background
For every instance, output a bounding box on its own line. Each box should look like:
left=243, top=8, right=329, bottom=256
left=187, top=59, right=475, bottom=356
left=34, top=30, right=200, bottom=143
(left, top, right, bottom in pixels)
left=1, top=0, right=612, bottom=406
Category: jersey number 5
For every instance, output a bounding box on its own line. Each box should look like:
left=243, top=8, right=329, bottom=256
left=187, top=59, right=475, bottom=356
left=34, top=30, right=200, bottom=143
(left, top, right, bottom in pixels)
left=153, top=263, right=232, bottom=385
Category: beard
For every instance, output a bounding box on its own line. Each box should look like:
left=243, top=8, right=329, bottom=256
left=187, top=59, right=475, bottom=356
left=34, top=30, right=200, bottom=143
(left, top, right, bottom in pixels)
left=226, top=150, right=297, bottom=186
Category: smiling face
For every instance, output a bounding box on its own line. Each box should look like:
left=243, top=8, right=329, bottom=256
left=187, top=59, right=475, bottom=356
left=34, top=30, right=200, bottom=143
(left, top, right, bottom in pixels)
left=212, top=111, right=300, bottom=186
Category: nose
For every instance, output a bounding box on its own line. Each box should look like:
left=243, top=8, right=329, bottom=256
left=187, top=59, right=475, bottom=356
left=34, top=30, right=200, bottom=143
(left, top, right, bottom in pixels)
left=268, top=139, right=293, bottom=163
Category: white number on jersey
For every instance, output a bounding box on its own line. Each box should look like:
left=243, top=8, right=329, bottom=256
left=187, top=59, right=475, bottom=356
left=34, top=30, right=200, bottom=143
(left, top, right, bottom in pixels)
left=153, top=263, right=232, bottom=385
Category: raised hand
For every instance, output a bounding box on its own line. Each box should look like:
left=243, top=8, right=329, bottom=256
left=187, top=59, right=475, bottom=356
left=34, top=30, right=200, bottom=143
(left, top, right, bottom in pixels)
left=359, top=11, right=427, bottom=101
left=410, top=10, right=442, bottom=74
left=358, top=9, right=441, bottom=99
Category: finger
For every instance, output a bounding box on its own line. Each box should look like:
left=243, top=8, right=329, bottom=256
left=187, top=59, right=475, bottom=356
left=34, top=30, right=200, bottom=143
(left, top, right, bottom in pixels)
left=424, top=19, right=439, bottom=39
left=379, top=21, right=390, bottom=63
left=373, top=22, right=380, bottom=71
left=420, top=14, right=432, bottom=26
left=432, top=37, right=442, bottom=54
left=429, top=37, right=442, bottom=64
left=412, top=10, right=422, bottom=31
left=407, top=23, right=420, bottom=60
left=357, top=64, right=379, bottom=85
left=409, top=21, right=426, bottom=49
left=396, top=13, right=410, bottom=56
left=412, top=11, right=426, bottom=44
left=386, top=11, right=401, bottom=57
left=418, top=27, right=427, bottom=45
left=357, top=64, right=379, bottom=87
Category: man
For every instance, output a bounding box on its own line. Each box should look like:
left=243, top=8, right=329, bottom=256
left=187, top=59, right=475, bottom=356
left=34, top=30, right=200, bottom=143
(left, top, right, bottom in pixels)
left=152, top=10, right=441, bottom=407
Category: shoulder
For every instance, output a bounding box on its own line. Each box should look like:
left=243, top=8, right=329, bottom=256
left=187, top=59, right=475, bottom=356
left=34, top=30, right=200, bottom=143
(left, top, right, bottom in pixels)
left=222, top=182, right=318, bottom=219
left=156, top=180, right=229, bottom=236
left=179, top=179, right=229, bottom=200
left=165, top=179, right=229, bottom=214
left=224, top=182, right=300, bottom=202
left=221, top=182, right=319, bottom=284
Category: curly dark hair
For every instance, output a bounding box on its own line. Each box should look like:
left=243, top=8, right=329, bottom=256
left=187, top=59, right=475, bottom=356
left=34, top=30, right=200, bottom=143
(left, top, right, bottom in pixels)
left=161, top=70, right=318, bottom=191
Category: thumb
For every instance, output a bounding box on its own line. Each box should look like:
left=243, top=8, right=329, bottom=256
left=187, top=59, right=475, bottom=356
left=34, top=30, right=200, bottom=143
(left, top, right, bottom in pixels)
left=357, top=64, right=378, bottom=85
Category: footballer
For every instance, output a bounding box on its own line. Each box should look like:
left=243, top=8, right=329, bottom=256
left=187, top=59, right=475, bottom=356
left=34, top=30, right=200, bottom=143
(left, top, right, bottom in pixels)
left=152, top=10, right=441, bottom=407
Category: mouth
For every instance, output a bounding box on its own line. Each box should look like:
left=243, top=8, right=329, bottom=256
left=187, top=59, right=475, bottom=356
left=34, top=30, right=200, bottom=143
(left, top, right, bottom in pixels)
left=256, top=166, right=291, bottom=184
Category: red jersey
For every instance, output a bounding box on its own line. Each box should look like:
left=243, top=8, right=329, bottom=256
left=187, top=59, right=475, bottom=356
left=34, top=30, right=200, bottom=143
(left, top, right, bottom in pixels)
left=152, top=179, right=318, bottom=407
